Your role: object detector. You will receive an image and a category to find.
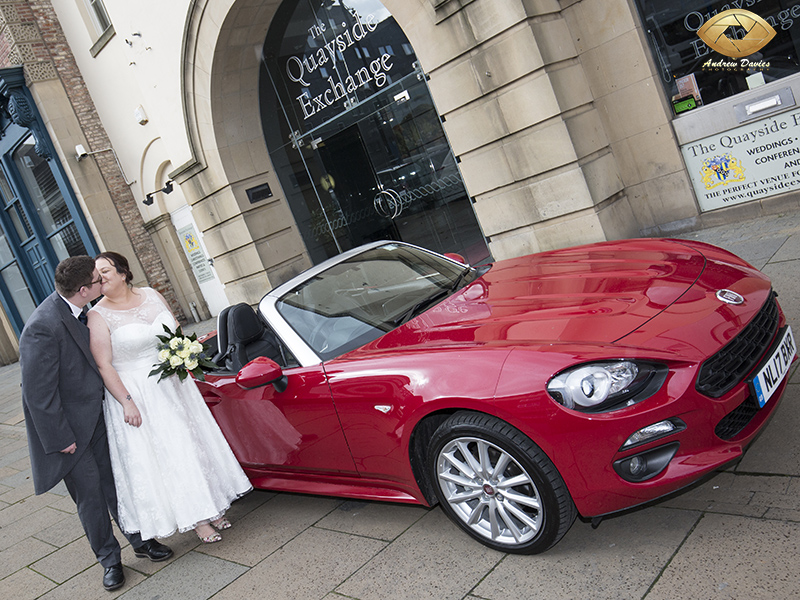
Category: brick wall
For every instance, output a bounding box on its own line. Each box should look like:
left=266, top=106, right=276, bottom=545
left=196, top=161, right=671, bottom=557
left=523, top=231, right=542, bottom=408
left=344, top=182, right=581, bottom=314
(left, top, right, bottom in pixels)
left=0, top=0, right=186, bottom=322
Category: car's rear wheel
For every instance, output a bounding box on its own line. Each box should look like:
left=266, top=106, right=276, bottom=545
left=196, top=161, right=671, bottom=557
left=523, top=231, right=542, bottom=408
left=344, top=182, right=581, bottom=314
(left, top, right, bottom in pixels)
left=428, top=411, right=577, bottom=554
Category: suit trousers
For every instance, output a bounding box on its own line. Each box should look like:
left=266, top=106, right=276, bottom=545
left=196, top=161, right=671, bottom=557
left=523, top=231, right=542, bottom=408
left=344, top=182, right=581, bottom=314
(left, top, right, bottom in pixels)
left=62, top=413, right=144, bottom=567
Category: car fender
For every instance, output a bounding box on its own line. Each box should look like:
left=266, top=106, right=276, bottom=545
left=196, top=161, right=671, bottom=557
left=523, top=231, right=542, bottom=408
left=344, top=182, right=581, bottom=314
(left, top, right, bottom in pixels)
left=325, top=346, right=512, bottom=483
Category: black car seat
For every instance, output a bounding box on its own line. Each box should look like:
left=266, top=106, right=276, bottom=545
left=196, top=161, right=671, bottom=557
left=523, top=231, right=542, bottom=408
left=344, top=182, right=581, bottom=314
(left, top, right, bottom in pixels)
left=217, top=303, right=281, bottom=372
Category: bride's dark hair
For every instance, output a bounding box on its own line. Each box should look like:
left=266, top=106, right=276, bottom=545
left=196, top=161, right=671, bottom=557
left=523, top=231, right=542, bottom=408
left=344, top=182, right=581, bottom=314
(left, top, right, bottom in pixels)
left=95, top=251, right=134, bottom=284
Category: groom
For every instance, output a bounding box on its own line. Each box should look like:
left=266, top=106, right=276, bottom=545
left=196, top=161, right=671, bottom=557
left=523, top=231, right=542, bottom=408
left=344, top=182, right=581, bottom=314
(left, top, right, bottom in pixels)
left=20, top=256, right=172, bottom=591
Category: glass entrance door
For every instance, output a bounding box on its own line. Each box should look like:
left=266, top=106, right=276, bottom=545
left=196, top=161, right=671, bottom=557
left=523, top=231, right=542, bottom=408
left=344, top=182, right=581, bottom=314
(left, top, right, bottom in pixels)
left=260, top=0, right=489, bottom=267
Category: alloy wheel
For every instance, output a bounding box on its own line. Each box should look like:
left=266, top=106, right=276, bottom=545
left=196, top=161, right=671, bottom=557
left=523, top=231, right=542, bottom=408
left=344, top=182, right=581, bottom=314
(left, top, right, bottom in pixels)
left=436, top=436, right=543, bottom=545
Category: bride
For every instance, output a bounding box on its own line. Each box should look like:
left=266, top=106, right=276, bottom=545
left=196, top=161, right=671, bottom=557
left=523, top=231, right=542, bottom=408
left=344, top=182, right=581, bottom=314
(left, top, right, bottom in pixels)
left=86, top=251, right=252, bottom=543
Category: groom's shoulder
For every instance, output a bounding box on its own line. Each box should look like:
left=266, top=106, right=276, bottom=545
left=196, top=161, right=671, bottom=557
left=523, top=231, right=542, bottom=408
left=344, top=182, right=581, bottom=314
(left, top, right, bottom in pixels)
left=21, top=295, right=64, bottom=337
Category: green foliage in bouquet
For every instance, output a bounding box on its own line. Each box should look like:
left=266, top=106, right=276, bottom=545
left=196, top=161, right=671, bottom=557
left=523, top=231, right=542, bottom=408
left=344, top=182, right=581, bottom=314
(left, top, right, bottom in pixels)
left=149, top=324, right=217, bottom=382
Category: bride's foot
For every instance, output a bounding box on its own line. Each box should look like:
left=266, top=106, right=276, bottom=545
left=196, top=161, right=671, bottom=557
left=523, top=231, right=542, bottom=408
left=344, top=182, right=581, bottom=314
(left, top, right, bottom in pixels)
left=212, top=517, right=231, bottom=530
left=195, top=524, right=221, bottom=543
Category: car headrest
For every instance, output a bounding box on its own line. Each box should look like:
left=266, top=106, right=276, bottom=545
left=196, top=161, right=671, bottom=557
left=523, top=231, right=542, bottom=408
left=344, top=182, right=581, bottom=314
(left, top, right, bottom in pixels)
left=227, top=303, right=265, bottom=345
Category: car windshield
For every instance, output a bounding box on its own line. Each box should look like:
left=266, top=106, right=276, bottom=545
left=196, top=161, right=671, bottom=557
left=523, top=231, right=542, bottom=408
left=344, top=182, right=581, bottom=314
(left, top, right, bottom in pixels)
left=276, top=244, right=474, bottom=361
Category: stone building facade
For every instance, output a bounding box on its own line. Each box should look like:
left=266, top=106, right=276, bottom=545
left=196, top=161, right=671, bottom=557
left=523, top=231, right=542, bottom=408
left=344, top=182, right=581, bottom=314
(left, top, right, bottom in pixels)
left=0, top=0, right=797, bottom=363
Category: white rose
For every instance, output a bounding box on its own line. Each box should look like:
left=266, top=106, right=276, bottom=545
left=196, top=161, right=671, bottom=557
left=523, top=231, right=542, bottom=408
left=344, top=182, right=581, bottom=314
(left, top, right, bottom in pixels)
left=169, top=355, right=183, bottom=368
left=184, top=358, right=199, bottom=371
left=158, top=348, right=172, bottom=363
left=169, top=337, right=181, bottom=350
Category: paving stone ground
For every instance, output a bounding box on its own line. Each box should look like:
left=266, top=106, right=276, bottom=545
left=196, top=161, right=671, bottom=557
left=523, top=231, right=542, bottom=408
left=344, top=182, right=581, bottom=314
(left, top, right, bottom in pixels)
left=2, top=212, right=800, bottom=599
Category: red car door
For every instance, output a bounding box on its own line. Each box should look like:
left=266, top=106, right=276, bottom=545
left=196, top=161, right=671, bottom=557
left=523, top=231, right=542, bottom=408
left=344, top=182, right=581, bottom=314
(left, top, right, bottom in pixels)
left=196, top=364, right=357, bottom=475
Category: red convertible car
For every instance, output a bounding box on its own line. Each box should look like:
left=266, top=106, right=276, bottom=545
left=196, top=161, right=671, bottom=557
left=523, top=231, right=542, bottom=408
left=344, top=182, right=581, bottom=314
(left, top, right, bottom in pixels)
left=196, top=239, right=794, bottom=554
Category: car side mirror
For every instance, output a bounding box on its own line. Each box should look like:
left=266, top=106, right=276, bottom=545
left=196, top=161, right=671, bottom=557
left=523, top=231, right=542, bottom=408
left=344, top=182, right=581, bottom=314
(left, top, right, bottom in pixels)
left=235, top=356, right=288, bottom=392
left=444, top=252, right=467, bottom=264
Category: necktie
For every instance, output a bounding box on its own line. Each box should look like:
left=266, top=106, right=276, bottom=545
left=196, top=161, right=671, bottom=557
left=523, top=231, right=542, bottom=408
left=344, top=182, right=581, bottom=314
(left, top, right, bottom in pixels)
left=78, top=308, right=88, bottom=326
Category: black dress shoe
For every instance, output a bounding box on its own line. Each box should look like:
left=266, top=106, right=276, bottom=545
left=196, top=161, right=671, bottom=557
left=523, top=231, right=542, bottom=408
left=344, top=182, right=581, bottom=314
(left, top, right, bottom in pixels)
left=133, top=539, right=174, bottom=562
left=103, top=563, right=125, bottom=591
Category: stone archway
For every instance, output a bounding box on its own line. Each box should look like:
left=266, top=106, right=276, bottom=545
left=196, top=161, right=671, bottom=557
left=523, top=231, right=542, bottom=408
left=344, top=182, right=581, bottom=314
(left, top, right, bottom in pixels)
left=178, top=0, right=637, bottom=304
left=176, top=0, right=447, bottom=304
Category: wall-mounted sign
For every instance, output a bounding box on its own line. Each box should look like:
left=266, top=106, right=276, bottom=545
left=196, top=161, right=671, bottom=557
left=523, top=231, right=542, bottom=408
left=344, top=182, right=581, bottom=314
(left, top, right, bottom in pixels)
left=177, top=224, right=215, bottom=283
left=681, top=107, right=800, bottom=212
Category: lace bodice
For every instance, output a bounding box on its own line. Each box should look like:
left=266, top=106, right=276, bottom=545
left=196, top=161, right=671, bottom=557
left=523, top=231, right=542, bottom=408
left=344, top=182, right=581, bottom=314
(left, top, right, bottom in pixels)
left=91, top=287, right=175, bottom=372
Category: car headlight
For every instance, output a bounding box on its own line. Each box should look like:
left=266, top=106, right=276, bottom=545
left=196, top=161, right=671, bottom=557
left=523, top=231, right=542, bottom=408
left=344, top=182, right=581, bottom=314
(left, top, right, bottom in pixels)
left=546, top=360, right=667, bottom=412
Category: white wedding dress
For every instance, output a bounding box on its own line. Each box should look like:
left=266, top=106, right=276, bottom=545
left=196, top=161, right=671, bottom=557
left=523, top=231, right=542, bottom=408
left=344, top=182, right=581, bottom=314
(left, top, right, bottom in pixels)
left=91, top=287, right=252, bottom=540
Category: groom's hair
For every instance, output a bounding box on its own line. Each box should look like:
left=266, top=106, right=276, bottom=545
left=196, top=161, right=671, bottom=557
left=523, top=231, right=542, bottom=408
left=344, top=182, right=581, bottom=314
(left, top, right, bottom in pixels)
left=55, top=256, right=96, bottom=296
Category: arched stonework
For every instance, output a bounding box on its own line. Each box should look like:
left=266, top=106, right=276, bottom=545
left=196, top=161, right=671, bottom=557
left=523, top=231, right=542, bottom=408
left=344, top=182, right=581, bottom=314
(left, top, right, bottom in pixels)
left=176, top=0, right=307, bottom=306
left=177, top=0, right=691, bottom=305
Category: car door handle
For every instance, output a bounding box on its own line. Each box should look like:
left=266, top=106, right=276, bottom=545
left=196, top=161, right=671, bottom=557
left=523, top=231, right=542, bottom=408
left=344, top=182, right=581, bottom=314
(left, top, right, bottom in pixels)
left=201, top=387, right=225, bottom=406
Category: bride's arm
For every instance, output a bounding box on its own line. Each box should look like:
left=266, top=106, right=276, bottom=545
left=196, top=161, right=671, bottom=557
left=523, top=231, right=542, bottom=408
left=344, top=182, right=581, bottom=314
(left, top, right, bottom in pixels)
left=86, top=311, right=142, bottom=428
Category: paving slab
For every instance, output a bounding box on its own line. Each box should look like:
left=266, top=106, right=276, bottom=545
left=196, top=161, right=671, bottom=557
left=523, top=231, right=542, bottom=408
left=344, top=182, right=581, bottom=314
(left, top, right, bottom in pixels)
left=771, top=231, right=800, bottom=262
left=335, top=509, right=503, bottom=600
left=37, top=563, right=146, bottom=600
left=646, top=513, right=800, bottom=600
left=737, top=384, right=800, bottom=475
left=315, top=499, right=430, bottom=540
left=762, top=261, right=800, bottom=333
left=194, top=493, right=341, bottom=567
left=0, top=566, right=56, bottom=600
left=0, top=480, right=34, bottom=504
left=0, top=444, right=29, bottom=468
left=473, top=507, right=700, bottom=600
left=32, top=512, right=84, bottom=547
left=0, top=506, right=71, bottom=552
left=0, top=492, right=64, bottom=527
left=0, top=466, right=33, bottom=488
left=0, top=536, right=57, bottom=580
left=212, top=527, right=386, bottom=600
left=30, top=536, right=98, bottom=584
left=117, top=551, right=247, bottom=600
left=46, top=493, right=78, bottom=515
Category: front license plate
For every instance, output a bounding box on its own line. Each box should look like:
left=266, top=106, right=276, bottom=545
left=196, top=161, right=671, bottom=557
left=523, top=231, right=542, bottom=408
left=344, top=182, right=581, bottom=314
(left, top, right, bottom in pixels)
left=751, top=326, right=796, bottom=408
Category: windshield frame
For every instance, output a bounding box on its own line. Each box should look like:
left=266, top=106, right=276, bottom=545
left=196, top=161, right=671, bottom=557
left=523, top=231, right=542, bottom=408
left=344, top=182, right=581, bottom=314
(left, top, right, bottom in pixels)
left=259, top=241, right=477, bottom=365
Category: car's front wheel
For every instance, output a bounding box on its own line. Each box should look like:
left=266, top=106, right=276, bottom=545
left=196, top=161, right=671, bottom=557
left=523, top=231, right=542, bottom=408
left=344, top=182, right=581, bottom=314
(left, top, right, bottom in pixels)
left=428, top=411, right=577, bottom=554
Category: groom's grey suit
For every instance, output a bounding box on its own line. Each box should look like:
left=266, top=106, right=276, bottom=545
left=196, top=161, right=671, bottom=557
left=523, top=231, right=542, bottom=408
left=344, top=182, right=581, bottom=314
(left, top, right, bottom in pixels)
left=20, top=292, right=143, bottom=567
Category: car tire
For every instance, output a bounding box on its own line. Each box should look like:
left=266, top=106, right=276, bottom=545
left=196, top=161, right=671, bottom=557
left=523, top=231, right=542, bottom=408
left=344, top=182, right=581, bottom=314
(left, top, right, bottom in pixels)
left=428, top=411, right=577, bottom=554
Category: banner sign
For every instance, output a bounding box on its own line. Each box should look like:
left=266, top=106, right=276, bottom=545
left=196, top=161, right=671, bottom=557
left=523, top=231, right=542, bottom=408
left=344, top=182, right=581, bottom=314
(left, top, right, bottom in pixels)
left=680, top=107, right=800, bottom=211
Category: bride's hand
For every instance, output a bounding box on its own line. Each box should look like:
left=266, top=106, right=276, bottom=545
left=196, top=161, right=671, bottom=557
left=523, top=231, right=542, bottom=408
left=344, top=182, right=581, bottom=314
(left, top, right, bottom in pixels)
left=122, top=395, right=142, bottom=427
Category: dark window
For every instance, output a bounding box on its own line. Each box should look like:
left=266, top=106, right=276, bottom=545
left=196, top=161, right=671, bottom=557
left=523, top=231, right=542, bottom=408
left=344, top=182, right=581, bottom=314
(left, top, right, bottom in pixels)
left=636, top=1, right=800, bottom=107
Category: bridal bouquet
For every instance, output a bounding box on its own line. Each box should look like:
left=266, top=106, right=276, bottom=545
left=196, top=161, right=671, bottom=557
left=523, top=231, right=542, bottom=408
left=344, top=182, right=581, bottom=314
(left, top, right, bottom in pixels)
left=149, top=324, right=217, bottom=382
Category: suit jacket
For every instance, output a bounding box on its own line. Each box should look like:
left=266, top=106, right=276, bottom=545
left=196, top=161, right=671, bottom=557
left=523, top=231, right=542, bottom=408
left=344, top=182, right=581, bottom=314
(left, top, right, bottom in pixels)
left=20, top=292, right=105, bottom=494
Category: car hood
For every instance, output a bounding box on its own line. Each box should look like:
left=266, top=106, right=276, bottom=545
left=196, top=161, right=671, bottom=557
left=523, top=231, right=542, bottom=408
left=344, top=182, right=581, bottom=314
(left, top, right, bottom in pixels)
left=365, top=239, right=711, bottom=351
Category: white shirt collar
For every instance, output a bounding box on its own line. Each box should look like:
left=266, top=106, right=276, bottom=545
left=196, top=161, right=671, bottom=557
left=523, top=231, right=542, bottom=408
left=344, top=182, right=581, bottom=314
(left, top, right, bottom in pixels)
left=58, top=293, right=83, bottom=319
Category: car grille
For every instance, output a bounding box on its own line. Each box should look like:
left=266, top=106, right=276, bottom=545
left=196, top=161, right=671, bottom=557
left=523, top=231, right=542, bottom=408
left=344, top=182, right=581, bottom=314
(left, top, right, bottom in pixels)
left=696, top=291, right=779, bottom=398
left=714, top=394, right=760, bottom=440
